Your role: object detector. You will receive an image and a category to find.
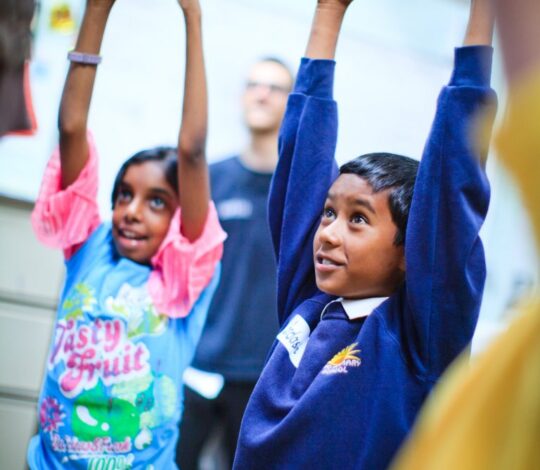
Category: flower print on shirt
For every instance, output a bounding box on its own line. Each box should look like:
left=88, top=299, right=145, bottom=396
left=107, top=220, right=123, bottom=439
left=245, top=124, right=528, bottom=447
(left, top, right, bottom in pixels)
left=138, top=375, right=177, bottom=429
left=40, top=397, right=66, bottom=433
left=105, top=283, right=168, bottom=339
left=62, top=283, right=97, bottom=321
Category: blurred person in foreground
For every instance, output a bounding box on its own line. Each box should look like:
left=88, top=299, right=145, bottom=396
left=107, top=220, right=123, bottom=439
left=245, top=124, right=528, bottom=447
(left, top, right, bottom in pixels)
left=391, top=0, right=540, bottom=469
left=0, top=0, right=36, bottom=137
left=177, top=58, right=293, bottom=469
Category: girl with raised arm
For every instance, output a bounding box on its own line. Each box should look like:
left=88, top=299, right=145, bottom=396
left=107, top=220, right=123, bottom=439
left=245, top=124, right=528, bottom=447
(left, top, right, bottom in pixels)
left=28, top=0, right=225, bottom=468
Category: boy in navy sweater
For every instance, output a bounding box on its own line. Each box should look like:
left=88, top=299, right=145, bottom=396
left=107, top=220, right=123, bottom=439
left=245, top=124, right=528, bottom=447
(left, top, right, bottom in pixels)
left=233, top=0, right=497, bottom=469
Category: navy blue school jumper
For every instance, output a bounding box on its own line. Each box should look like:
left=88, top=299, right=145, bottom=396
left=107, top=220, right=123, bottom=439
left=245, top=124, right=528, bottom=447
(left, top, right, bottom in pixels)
left=233, top=46, right=496, bottom=470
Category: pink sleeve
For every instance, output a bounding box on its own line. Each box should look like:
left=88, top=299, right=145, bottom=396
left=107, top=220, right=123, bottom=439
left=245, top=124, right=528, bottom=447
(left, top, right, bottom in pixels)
left=148, top=203, right=226, bottom=319
left=31, top=133, right=101, bottom=259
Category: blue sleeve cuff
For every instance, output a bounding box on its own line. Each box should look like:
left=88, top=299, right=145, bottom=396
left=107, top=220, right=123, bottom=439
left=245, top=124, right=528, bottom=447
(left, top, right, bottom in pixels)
left=294, top=58, right=336, bottom=99
left=449, top=46, right=494, bottom=88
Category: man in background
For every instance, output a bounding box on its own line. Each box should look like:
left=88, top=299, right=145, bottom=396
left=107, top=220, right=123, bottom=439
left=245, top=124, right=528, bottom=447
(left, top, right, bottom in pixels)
left=177, top=57, right=294, bottom=469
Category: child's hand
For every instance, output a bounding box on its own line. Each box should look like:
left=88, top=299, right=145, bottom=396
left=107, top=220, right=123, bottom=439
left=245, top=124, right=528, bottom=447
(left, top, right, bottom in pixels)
left=177, top=0, right=201, bottom=15
left=464, top=0, right=495, bottom=46
left=317, top=0, right=354, bottom=9
left=176, top=0, right=208, bottom=241
left=58, top=0, right=116, bottom=189
left=87, top=0, right=116, bottom=10
left=305, top=0, right=353, bottom=59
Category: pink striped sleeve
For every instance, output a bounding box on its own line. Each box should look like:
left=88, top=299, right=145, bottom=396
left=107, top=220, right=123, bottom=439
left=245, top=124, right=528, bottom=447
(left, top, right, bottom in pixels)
left=31, top=133, right=101, bottom=259
left=148, top=203, right=226, bottom=319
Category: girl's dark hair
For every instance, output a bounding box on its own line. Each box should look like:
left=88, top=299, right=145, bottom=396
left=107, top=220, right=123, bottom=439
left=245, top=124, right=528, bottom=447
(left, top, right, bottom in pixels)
left=339, top=153, right=419, bottom=246
left=111, top=146, right=178, bottom=208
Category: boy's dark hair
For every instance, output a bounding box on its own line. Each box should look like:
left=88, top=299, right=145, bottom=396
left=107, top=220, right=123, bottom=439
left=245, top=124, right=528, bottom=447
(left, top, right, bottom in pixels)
left=111, top=146, right=178, bottom=208
left=339, top=153, right=419, bottom=246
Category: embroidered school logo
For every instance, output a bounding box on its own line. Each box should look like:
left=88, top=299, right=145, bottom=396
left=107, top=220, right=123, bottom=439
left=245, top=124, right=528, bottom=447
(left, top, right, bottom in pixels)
left=321, top=343, right=361, bottom=375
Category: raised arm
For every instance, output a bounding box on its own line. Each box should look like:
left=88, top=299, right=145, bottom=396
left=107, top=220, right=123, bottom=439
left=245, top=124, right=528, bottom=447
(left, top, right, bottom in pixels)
left=463, top=0, right=496, bottom=169
left=176, top=0, right=209, bottom=242
left=58, top=0, right=114, bottom=189
left=268, top=0, right=352, bottom=324
left=464, top=0, right=495, bottom=46
left=305, top=0, right=352, bottom=59
left=403, top=0, right=497, bottom=377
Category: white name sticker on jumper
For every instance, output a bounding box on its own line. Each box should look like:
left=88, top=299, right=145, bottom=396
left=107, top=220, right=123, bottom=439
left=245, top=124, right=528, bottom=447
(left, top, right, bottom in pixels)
left=277, top=315, right=311, bottom=368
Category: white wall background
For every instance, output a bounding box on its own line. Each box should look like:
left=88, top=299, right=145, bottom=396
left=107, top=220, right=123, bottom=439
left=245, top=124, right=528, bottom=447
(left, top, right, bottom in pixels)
left=0, top=0, right=537, bottom=350
left=0, top=0, right=478, bottom=208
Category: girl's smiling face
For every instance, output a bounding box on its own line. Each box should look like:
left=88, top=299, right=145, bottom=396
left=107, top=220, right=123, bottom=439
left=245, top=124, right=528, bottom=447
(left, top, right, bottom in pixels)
left=112, top=161, right=178, bottom=264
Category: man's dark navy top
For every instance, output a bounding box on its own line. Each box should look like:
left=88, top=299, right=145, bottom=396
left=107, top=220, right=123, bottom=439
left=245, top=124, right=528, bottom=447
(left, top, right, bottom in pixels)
left=233, top=46, right=496, bottom=470
left=192, top=157, right=279, bottom=381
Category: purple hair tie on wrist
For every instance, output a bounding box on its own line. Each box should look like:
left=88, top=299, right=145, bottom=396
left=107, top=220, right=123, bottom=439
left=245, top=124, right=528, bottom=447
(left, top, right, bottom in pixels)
left=67, top=51, right=102, bottom=65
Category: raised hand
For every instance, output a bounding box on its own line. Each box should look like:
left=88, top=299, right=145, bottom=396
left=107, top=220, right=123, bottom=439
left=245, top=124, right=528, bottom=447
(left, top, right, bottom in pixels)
left=175, top=0, right=209, bottom=241
left=58, top=0, right=115, bottom=188
left=86, top=0, right=116, bottom=12
left=305, top=0, right=354, bottom=59
left=317, top=0, right=353, bottom=8
left=177, top=0, right=201, bottom=15
left=464, top=0, right=495, bottom=46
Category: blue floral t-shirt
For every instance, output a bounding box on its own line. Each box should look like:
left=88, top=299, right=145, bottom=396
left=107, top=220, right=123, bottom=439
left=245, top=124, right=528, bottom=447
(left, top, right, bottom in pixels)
left=28, top=223, right=220, bottom=470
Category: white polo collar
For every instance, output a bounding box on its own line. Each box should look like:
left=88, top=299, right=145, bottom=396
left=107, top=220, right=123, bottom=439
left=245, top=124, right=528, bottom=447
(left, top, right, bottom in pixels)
left=340, top=296, right=388, bottom=320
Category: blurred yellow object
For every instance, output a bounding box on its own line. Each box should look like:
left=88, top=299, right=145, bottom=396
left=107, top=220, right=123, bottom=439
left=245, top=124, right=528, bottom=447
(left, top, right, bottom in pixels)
left=49, top=2, right=75, bottom=34
left=497, top=67, right=540, bottom=245
left=391, top=70, right=540, bottom=470
left=391, top=297, right=540, bottom=470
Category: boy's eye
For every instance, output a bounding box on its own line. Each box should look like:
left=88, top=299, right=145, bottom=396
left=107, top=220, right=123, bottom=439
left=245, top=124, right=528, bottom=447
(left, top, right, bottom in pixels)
left=322, top=207, right=335, bottom=219
left=149, top=197, right=165, bottom=209
left=351, top=214, right=367, bottom=224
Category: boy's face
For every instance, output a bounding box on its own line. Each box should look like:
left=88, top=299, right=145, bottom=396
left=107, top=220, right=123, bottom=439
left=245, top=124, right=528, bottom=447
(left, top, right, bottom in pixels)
left=112, top=161, right=178, bottom=265
left=313, top=174, right=405, bottom=299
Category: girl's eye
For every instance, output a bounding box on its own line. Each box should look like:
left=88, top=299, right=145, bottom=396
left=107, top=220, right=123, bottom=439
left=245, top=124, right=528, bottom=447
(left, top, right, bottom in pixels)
left=117, top=189, right=132, bottom=202
left=351, top=214, right=367, bottom=224
left=150, top=197, right=165, bottom=209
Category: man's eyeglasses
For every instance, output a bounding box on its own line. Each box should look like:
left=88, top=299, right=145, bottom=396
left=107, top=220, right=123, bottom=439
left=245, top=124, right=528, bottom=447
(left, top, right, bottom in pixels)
left=245, top=81, right=290, bottom=94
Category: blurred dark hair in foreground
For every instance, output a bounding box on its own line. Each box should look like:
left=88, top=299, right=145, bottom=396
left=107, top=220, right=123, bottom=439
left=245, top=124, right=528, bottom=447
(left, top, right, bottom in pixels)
left=0, top=0, right=36, bottom=137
